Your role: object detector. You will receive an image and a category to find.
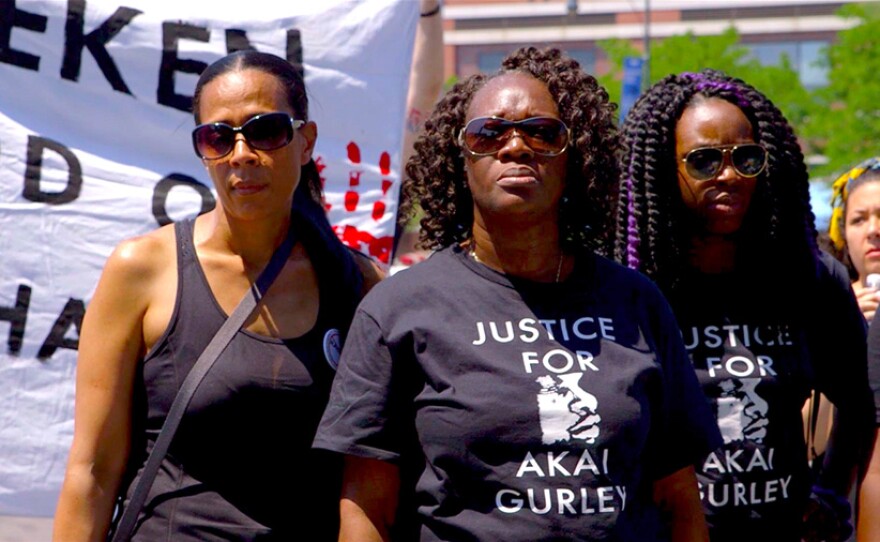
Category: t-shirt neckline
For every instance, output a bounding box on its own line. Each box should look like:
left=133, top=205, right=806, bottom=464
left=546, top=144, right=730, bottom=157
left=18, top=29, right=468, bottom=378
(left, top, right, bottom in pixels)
left=449, top=244, right=592, bottom=291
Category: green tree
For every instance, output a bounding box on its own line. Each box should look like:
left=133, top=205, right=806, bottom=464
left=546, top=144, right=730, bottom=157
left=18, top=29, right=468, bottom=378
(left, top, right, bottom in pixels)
left=594, top=38, right=640, bottom=106
left=597, top=28, right=813, bottom=136
left=803, top=4, right=880, bottom=176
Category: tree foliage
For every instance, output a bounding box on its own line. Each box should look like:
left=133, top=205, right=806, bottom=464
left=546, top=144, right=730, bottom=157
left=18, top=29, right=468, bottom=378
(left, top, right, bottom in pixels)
left=597, top=28, right=812, bottom=132
left=802, top=3, right=880, bottom=176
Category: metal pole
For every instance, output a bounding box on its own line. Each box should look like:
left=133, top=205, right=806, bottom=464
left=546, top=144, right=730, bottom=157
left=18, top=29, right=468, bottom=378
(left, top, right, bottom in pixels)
left=643, top=0, right=651, bottom=89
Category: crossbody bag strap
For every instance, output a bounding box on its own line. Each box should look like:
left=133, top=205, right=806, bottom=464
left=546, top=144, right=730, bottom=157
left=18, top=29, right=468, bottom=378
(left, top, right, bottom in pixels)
left=109, top=226, right=296, bottom=542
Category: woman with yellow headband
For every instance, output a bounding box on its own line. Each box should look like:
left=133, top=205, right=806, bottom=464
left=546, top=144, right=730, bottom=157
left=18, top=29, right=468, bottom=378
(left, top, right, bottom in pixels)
left=828, top=157, right=880, bottom=541
left=829, top=157, right=880, bottom=320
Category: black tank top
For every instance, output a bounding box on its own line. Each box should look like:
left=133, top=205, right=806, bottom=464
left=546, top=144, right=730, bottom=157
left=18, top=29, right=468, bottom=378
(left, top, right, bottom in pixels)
left=123, top=218, right=350, bottom=541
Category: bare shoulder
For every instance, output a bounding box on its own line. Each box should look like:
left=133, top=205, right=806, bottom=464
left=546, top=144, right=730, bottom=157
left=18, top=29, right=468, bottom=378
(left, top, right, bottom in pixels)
left=82, top=223, right=179, bottom=357
left=350, top=250, right=386, bottom=295
left=103, top=225, right=176, bottom=284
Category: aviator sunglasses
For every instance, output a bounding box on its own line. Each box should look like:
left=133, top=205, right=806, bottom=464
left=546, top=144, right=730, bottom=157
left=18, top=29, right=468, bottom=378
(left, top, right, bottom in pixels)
left=680, top=144, right=768, bottom=181
left=192, top=112, right=304, bottom=160
left=458, top=116, right=570, bottom=157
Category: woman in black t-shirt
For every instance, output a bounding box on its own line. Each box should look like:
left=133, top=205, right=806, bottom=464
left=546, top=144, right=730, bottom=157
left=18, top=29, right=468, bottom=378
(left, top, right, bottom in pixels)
left=315, top=47, right=720, bottom=542
left=613, top=69, right=875, bottom=542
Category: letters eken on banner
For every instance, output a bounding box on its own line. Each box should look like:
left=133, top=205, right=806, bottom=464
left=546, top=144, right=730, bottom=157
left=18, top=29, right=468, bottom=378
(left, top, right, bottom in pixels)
left=0, top=0, right=417, bottom=517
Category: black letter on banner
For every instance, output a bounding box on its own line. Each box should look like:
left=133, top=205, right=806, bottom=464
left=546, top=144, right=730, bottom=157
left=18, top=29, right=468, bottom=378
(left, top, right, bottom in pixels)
left=23, top=136, right=82, bottom=205
left=0, top=284, right=31, bottom=355
left=157, top=22, right=209, bottom=112
left=60, top=0, right=142, bottom=93
left=0, top=1, right=47, bottom=71
left=286, top=29, right=304, bottom=80
left=225, top=29, right=255, bottom=53
left=152, top=174, right=215, bottom=226
left=37, top=298, right=84, bottom=359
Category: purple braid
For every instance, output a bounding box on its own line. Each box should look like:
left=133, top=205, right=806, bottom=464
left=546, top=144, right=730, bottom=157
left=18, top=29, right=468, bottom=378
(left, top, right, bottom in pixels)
left=615, top=68, right=818, bottom=291
left=625, top=166, right=640, bottom=269
left=681, top=72, right=750, bottom=108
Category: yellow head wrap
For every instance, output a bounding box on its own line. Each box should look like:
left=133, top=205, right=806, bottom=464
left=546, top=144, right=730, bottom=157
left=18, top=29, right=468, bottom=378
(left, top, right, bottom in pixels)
left=828, top=157, right=880, bottom=250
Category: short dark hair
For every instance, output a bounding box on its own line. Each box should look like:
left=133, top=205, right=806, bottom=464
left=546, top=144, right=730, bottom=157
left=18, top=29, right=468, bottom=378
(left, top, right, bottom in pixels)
left=614, top=69, right=817, bottom=290
left=401, top=46, right=619, bottom=255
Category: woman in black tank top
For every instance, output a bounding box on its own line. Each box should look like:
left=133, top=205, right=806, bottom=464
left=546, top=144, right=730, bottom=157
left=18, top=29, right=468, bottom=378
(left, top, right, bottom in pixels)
left=53, top=51, right=382, bottom=541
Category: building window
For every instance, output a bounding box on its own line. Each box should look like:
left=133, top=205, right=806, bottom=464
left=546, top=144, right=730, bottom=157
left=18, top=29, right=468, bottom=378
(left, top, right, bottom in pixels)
left=477, top=51, right=508, bottom=73
left=743, top=40, right=829, bottom=88
left=478, top=48, right=595, bottom=74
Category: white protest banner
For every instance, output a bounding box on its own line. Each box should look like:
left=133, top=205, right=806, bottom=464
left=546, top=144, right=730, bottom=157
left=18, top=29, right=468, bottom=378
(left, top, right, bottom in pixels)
left=0, top=0, right=417, bottom=516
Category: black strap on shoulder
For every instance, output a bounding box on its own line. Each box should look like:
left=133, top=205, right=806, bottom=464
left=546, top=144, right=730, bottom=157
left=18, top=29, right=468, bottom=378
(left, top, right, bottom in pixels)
left=109, top=222, right=296, bottom=542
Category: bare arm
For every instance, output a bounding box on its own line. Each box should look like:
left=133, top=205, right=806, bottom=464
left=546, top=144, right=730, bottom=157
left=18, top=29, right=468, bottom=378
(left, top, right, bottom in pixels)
left=339, top=455, right=400, bottom=542
left=653, top=466, right=709, bottom=542
left=403, top=0, right=444, bottom=157
left=395, top=0, right=444, bottom=260
left=53, top=237, right=165, bottom=542
left=858, top=429, right=880, bottom=542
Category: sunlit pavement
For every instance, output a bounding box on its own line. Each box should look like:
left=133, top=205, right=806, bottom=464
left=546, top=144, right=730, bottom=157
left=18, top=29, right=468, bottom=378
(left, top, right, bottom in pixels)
left=0, top=517, right=52, bottom=542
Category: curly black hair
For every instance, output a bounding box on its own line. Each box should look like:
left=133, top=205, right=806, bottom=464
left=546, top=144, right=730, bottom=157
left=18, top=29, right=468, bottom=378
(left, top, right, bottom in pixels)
left=613, top=69, right=818, bottom=291
left=401, top=46, right=619, bottom=255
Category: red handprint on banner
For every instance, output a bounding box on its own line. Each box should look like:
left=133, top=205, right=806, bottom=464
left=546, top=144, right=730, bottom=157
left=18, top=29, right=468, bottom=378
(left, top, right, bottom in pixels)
left=373, top=151, right=393, bottom=220
left=345, top=142, right=394, bottom=222
left=334, top=224, right=393, bottom=264
left=315, top=141, right=397, bottom=264
left=345, top=142, right=362, bottom=212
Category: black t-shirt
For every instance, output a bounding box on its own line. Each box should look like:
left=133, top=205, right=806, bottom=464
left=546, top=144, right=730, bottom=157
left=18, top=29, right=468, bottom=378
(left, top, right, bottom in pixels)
left=314, top=246, right=720, bottom=542
left=666, top=251, right=870, bottom=541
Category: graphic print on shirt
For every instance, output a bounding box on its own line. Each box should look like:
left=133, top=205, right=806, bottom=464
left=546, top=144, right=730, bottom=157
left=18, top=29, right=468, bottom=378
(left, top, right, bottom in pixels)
left=536, top=373, right=601, bottom=444
left=472, top=316, right=627, bottom=517
left=683, top=321, right=797, bottom=512
left=716, top=377, right=769, bottom=444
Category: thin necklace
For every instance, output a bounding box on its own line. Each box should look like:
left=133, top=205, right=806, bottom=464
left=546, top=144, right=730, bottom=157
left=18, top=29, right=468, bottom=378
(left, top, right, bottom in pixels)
left=469, top=242, right=564, bottom=283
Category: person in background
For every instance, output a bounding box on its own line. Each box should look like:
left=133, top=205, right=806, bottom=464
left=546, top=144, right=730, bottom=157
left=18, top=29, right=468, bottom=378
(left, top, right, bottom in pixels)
left=831, top=159, right=880, bottom=541
left=314, top=46, right=720, bottom=542
left=391, top=0, right=445, bottom=273
left=829, top=157, right=880, bottom=321
left=614, top=69, right=874, bottom=542
left=53, top=50, right=381, bottom=541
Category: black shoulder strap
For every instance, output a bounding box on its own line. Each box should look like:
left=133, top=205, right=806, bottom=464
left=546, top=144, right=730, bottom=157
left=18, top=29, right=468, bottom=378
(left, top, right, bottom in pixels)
left=109, top=223, right=296, bottom=542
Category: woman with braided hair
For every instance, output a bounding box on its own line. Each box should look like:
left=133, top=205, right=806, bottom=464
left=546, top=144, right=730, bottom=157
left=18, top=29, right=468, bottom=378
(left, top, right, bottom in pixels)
left=314, top=47, right=720, bottom=541
left=614, top=69, right=874, bottom=541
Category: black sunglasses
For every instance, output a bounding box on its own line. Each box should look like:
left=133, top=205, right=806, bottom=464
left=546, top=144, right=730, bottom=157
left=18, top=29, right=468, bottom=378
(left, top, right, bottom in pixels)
left=457, top=116, right=570, bottom=157
left=680, top=144, right=768, bottom=181
left=192, top=112, right=304, bottom=160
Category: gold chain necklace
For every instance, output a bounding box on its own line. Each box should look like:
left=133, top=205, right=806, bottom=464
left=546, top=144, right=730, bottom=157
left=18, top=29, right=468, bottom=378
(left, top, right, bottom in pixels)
left=469, top=243, right=564, bottom=283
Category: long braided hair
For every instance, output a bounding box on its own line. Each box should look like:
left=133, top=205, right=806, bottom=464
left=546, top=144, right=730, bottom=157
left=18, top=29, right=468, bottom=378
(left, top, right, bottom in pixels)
left=401, top=46, right=619, bottom=255
left=613, top=69, right=817, bottom=291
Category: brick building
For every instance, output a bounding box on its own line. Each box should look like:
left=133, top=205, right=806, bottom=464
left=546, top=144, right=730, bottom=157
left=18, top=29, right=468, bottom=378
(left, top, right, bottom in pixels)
left=439, top=0, right=879, bottom=88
